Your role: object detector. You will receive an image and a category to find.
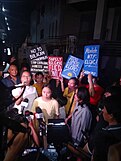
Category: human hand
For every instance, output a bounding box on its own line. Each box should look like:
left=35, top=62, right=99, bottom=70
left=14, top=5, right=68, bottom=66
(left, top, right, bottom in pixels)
left=88, top=73, right=93, bottom=84
left=60, top=76, right=63, bottom=83
left=65, top=118, right=68, bottom=124
left=79, top=70, right=85, bottom=79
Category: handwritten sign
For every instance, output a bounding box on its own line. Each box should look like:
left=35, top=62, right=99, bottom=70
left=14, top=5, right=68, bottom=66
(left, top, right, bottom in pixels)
left=84, top=45, right=100, bottom=77
left=29, top=45, right=48, bottom=73
left=48, top=56, right=63, bottom=79
left=61, top=55, right=84, bottom=79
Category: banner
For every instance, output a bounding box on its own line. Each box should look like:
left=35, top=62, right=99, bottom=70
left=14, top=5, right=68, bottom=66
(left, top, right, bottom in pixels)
left=29, top=45, right=48, bottom=73
left=61, top=55, right=84, bottom=79
left=48, top=56, right=63, bottom=79
left=83, top=45, right=100, bottom=77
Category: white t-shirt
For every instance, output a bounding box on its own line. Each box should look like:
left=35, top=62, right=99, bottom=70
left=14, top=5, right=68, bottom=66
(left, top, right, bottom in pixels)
left=12, top=84, right=38, bottom=113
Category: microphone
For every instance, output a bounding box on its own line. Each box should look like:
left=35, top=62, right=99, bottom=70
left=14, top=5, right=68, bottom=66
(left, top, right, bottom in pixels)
left=35, top=107, right=44, bottom=123
left=21, top=98, right=29, bottom=114
left=8, top=84, right=25, bottom=90
left=25, top=110, right=34, bottom=122
left=23, top=81, right=27, bottom=86
left=35, top=107, right=45, bottom=136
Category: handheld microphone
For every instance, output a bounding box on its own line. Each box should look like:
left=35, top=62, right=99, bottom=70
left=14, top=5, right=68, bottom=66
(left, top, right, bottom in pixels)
left=23, top=81, right=27, bottom=86
left=8, top=84, right=25, bottom=90
left=21, top=98, right=29, bottom=114
left=25, top=110, right=34, bottom=122
left=35, top=107, right=44, bottom=123
left=35, top=107, right=45, bottom=134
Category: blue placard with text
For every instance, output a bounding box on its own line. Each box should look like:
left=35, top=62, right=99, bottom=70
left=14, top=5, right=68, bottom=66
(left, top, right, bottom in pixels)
left=83, top=45, right=100, bottom=77
left=61, top=55, right=84, bottom=79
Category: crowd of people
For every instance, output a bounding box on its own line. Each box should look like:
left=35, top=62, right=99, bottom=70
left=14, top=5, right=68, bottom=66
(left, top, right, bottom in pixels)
left=0, top=56, right=121, bottom=161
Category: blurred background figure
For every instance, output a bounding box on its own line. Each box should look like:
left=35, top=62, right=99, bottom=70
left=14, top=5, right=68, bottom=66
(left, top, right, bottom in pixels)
left=49, top=78, right=67, bottom=119
left=33, top=72, right=45, bottom=97
left=92, top=95, right=121, bottom=161
left=20, top=58, right=30, bottom=72
left=63, top=77, right=78, bottom=116
left=1, top=64, right=20, bottom=87
left=108, top=141, right=121, bottom=161
left=0, top=64, right=4, bottom=80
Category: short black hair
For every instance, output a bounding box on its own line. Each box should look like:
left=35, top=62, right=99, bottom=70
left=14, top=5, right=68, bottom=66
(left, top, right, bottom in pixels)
left=35, top=72, right=44, bottom=77
left=42, top=83, right=53, bottom=92
left=69, top=77, right=79, bottom=86
left=103, top=95, right=121, bottom=123
left=20, top=70, right=31, bottom=78
left=77, top=86, right=90, bottom=104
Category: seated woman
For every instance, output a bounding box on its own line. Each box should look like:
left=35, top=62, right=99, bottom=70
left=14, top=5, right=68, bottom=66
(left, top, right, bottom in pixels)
left=66, top=87, right=92, bottom=148
left=31, top=83, right=59, bottom=124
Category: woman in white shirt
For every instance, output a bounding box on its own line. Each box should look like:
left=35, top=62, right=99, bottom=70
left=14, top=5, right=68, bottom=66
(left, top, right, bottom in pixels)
left=12, top=70, right=38, bottom=113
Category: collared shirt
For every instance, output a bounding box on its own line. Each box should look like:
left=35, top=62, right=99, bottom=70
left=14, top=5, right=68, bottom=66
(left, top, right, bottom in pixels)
left=71, top=102, right=92, bottom=146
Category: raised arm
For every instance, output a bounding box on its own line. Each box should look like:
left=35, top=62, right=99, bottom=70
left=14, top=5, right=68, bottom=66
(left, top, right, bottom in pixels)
left=88, top=73, right=95, bottom=97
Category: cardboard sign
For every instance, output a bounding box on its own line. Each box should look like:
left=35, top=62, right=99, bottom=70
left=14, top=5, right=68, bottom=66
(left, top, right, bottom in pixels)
left=83, top=45, right=100, bottom=77
left=29, top=45, right=48, bottom=73
left=48, top=56, right=63, bottom=79
left=61, top=55, right=84, bottom=79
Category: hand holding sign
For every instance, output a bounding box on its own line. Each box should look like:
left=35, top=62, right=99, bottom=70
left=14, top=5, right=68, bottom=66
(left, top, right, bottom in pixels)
left=61, top=55, right=84, bottom=79
left=83, top=45, right=100, bottom=77
left=48, top=56, right=63, bottom=79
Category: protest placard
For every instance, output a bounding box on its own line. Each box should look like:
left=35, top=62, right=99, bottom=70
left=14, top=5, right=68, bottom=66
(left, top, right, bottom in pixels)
left=48, top=56, right=63, bottom=79
left=83, top=45, right=100, bottom=77
left=61, top=55, right=84, bottom=79
left=29, top=45, right=48, bottom=73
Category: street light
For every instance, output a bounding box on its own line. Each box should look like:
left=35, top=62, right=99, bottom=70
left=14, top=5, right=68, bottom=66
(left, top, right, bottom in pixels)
left=5, top=17, right=7, bottom=21
left=2, top=6, right=7, bottom=12
left=7, top=26, right=10, bottom=31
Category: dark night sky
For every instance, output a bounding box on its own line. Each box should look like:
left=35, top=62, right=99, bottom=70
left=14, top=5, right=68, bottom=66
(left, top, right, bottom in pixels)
left=3, top=0, right=121, bottom=46
left=2, top=0, right=35, bottom=45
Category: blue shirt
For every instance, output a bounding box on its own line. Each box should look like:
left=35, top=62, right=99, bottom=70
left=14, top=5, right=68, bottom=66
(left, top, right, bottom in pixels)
left=1, top=75, right=21, bottom=87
